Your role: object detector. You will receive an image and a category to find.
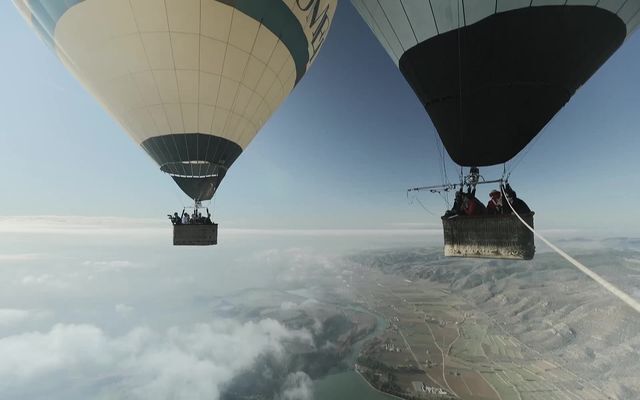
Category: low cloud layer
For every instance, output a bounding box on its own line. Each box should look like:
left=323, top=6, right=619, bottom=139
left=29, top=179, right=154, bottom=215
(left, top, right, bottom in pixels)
left=0, top=319, right=312, bottom=400
left=0, top=309, right=48, bottom=327
left=0, top=253, right=41, bottom=262
left=278, top=371, right=314, bottom=400
left=0, top=216, right=165, bottom=236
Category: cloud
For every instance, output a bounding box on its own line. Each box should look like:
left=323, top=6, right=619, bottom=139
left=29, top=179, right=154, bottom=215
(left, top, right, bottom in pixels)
left=0, top=254, right=41, bottom=263
left=0, top=319, right=312, bottom=400
left=20, top=274, right=69, bottom=289
left=0, top=216, right=444, bottom=239
left=280, top=301, right=299, bottom=311
left=0, top=309, right=30, bottom=326
left=0, top=216, right=165, bottom=236
left=280, top=299, right=319, bottom=311
left=277, top=372, right=314, bottom=400
left=245, top=247, right=342, bottom=286
left=537, top=228, right=584, bottom=236
left=387, top=222, right=441, bottom=229
left=115, top=304, right=134, bottom=317
left=0, top=324, right=109, bottom=381
left=82, top=260, right=143, bottom=271
left=224, top=228, right=442, bottom=237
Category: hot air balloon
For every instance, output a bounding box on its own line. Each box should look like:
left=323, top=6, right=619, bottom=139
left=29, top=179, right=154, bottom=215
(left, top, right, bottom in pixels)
left=353, top=0, right=640, bottom=259
left=14, top=0, right=337, bottom=245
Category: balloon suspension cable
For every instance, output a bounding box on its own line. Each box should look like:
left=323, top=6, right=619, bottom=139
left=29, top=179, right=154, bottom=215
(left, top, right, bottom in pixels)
left=406, top=190, right=438, bottom=216
left=501, top=163, right=511, bottom=184
left=170, top=179, right=187, bottom=209
left=501, top=184, right=640, bottom=315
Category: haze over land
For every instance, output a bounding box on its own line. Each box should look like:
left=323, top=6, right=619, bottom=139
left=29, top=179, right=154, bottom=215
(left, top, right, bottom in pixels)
left=0, top=217, right=429, bottom=399
left=348, top=240, right=640, bottom=400
left=0, top=217, right=638, bottom=399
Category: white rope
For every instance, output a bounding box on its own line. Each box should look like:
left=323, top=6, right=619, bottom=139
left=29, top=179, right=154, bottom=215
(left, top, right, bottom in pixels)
left=502, top=185, right=640, bottom=314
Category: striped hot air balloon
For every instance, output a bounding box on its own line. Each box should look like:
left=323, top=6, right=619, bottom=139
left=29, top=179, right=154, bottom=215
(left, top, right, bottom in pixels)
left=15, top=0, right=337, bottom=201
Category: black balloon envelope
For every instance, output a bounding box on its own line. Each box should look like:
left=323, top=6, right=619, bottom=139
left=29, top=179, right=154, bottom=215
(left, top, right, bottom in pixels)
left=352, top=1, right=640, bottom=166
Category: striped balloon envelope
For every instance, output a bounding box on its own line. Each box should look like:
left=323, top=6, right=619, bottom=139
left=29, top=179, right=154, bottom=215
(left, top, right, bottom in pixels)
left=352, top=1, right=640, bottom=166
left=14, top=0, right=337, bottom=201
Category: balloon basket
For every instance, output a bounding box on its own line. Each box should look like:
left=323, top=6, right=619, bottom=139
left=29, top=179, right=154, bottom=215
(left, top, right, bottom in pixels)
left=442, top=213, right=535, bottom=260
left=173, top=224, right=218, bottom=246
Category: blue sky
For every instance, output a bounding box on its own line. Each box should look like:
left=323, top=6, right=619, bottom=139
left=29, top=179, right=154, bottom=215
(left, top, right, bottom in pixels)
left=1, top=1, right=640, bottom=233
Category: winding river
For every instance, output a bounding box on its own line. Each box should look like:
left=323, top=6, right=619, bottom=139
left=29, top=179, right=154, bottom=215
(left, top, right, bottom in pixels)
left=313, top=303, right=398, bottom=399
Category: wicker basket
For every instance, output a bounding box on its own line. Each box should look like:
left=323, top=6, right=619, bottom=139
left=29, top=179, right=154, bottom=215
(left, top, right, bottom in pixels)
left=442, top=213, right=535, bottom=260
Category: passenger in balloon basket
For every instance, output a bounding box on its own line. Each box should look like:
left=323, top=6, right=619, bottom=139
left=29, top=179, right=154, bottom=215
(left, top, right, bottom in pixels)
left=503, top=184, right=531, bottom=214
left=181, top=210, right=190, bottom=225
left=443, top=189, right=464, bottom=218
left=167, top=212, right=182, bottom=225
left=462, top=191, right=485, bottom=216
left=169, top=208, right=214, bottom=225
left=444, top=189, right=485, bottom=218
left=486, top=190, right=504, bottom=215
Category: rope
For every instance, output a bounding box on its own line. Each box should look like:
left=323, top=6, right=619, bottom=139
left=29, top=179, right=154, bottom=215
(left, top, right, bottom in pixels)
left=502, top=185, right=640, bottom=315
left=501, top=163, right=511, bottom=183
left=505, top=115, right=552, bottom=176
left=407, top=192, right=438, bottom=217
left=171, top=178, right=188, bottom=210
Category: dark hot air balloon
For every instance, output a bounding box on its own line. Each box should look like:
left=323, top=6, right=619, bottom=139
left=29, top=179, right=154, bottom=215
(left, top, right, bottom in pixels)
left=352, top=0, right=639, bottom=166
left=354, top=0, right=639, bottom=259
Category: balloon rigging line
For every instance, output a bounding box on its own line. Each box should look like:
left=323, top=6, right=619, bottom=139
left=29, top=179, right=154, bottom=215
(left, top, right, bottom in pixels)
left=171, top=183, right=187, bottom=209
left=502, top=185, right=640, bottom=315
left=407, top=192, right=438, bottom=217
left=506, top=120, right=551, bottom=176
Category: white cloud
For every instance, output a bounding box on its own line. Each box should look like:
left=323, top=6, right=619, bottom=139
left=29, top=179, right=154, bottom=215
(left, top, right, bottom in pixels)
left=20, top=274, right=69, bottom=289
left=82, top=260, right=142, bottom=271
left=0, top=254, right=41, bottom=263
left=224, top=228, right=442, bottom=237
left=387, top=222, right=440, bottom=229
left=0, top=216, right=444, bottom=239
left=115, top=304, right=134, bottom=317
left=0, top=216, right=165, bottom=236
left=280, top=299, right=319, bottom=311
left=0, top=324, right=110, bottom=380
left=311, top=318, right=323, bottom=335
left=537, top=228, right=583, bottom=236
left=0, top=319, right=312, bottom=399
left=300, top=298, right=319, bottom=307
left=0, top=309, right=49, bottom=327
left=0, top=309, right=30, bottom=326
left=280, top=301, right=299, bottom=311
left=277, top=371, right=314, bottom=400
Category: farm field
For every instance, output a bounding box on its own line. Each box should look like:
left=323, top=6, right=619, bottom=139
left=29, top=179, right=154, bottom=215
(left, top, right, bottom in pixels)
left=347, top=255, right=618, bottom=400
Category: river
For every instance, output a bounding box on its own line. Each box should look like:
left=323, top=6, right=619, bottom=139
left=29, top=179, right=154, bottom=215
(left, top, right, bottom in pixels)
left=286, top=288, right=400, bottom=400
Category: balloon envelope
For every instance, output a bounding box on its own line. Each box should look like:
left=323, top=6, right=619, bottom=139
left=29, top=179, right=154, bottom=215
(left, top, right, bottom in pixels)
left=352, top=1, right=640, bottom=166
left=16, top=0, right=337, bottom=199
